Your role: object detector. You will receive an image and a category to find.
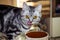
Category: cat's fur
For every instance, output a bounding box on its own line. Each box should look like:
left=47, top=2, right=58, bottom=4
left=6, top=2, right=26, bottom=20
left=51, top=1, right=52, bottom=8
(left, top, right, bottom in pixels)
left=0, top=2, right=42, bottom=40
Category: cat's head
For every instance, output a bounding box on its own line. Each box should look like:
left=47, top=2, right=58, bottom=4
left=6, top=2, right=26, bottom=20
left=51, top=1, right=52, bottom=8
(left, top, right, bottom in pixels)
left=21, top=2, right=42, bottom=26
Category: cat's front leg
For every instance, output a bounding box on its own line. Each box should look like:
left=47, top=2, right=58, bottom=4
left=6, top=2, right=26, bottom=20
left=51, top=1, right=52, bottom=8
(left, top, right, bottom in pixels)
left=0, top=32, right=8, bottom=40
left=13, top=32, right=26, bottom=40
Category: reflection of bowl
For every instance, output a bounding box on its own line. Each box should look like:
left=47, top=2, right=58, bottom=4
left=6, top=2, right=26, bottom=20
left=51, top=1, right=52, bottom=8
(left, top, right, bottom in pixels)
left=26, top=32, right=49, bottom=40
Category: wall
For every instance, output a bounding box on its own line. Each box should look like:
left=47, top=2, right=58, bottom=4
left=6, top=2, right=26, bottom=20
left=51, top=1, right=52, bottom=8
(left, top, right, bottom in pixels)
left=0, top=0, right=17, bottom=6
left=0, top=0, right=12, bottom=5
left=50, top=17, right=60, bottom=37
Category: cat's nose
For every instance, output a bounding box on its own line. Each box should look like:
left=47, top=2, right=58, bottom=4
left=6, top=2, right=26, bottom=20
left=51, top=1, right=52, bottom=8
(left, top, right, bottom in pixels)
left=27, top=21, right=32, bottom=26
left=28, top=21, right=32, bottom=23
left=30, top=21, right=32, bottom=23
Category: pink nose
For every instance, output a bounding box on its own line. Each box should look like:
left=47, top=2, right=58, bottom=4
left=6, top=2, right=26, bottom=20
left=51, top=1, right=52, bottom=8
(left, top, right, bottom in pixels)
left=27, top=21, right=32, bottom=26
left=29, top=21, right=32, bottom=23
left=28, top=21, right=32, bottom=23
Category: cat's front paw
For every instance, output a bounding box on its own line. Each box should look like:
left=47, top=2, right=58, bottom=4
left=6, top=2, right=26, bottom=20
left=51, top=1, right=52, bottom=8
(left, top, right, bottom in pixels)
left=13, top=34, right=26, bottom=40
left=0, top=32, right=8, bottom=40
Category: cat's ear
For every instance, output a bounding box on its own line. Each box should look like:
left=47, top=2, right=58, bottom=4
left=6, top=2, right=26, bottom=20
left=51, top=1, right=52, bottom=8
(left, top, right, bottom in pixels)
left=22, top=2, right=30, bottom=10
left=35, top=4, right=42, bottom=12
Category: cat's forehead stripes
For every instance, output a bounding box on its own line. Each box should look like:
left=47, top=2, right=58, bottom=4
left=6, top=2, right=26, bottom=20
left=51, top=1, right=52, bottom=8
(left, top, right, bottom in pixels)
left=28, top=6, right=35, bottom=16
left=21, top=6, right=35, bottom=16
left=29, top=6, right=35, bottom=12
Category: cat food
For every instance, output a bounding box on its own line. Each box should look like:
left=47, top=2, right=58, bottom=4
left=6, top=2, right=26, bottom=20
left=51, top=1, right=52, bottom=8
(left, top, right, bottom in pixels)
left=26, top=32, right=47, bottom=38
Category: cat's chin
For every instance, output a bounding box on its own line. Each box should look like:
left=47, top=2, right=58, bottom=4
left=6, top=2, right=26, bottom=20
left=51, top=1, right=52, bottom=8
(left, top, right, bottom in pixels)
left=26, top=24, right=31, bottom=27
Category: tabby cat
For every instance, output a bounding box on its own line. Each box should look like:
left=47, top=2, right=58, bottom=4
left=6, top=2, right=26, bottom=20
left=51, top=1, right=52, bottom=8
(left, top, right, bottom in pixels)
left=0, top=2, right=42, bottom=40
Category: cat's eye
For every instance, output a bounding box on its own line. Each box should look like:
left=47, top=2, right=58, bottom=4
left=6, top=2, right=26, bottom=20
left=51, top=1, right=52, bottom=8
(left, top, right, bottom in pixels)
left=25, top=15, right=29, bottom=19
left=33, top=16, right=37, bottom=19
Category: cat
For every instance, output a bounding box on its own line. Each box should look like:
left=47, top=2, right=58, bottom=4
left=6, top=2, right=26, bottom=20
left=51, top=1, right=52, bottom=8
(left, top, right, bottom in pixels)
left=0, top=2, right=42, bottom=40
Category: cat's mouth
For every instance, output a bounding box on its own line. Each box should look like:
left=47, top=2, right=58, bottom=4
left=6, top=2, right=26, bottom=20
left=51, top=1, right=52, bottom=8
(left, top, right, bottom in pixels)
left=27, top=21, right=32, bottom=26
left=27, top=23, right=32, bottom=26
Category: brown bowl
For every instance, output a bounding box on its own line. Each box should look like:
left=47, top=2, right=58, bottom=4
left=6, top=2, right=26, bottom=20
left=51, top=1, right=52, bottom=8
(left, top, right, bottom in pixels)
left=26, top=32, right=47, bottom=38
